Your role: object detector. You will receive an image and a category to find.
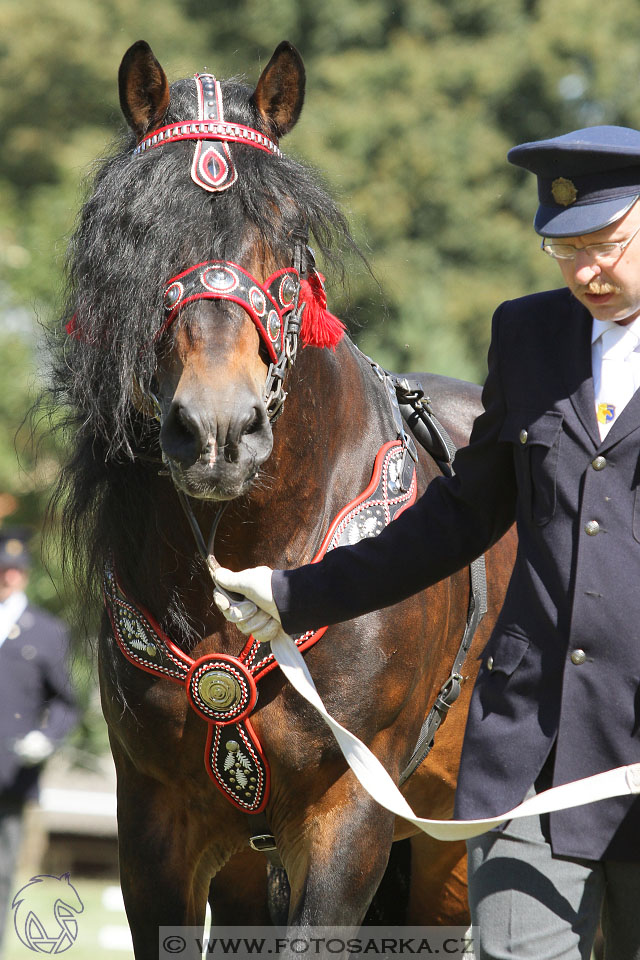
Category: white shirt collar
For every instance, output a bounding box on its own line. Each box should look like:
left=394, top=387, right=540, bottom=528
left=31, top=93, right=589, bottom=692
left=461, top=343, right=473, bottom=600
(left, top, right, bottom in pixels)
left=0, top=591, right=28, bottom=649
left=591, top=313, right=640, bottom=346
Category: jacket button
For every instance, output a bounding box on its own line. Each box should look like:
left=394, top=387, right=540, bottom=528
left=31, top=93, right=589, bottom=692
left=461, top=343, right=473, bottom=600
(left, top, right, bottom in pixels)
left=591, top=456, right=607, bottom=471
left=519, top=430, right=528, bottom=444
left=486, top=656, right=494, bottom=671
left=571, top=649, right=587, bottom=665
left=584, top=520, right=600, bottom=536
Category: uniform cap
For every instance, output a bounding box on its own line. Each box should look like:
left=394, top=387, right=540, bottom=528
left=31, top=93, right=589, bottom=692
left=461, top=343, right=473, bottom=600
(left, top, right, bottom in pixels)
left=508, top=125, right=640, bottom=237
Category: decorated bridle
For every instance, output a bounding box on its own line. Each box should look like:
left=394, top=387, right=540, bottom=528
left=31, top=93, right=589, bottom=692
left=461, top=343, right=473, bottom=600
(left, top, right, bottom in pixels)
left=134, top=72, right=343, bottom=422
left=66, top=74, right=344, bottom=417
left=125, top=72, right=346, bottom=561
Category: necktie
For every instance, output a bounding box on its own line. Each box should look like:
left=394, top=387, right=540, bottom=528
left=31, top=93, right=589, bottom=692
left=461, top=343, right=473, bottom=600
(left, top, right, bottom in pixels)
left=595, top=324, right=639, bottom=440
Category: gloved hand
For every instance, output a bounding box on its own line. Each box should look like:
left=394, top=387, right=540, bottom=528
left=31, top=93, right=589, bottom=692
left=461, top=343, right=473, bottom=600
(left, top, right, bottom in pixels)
left=13, top=730, right=54, bottom=766
left=213, top=566, right=281, bottom=644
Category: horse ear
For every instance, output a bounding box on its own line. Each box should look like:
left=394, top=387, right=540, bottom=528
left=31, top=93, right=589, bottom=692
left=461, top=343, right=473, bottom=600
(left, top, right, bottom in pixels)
left=119, top=41, right=170, bottom=141
left=251, top=41, right=305, bottom=139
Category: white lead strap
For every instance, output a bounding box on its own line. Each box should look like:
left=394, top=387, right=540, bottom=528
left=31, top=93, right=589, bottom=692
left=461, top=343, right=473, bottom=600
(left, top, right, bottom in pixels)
left=270, top=628, right=640, bottom=841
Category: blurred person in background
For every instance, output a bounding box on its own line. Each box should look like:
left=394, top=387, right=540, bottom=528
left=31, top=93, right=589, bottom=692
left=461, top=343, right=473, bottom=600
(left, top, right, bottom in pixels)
left=0, top=527, right=77, bottom=954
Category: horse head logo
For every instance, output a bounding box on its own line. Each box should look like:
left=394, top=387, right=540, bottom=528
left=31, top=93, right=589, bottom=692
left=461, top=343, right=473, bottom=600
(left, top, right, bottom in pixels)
left=12, top=873, right=84, bottom=954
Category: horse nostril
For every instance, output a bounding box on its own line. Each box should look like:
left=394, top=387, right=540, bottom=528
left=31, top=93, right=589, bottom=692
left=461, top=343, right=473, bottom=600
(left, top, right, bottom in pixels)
left=244, top=405, right=267, bottom=436
left=222, top=406, right=268, bottom=463
left=160, top=402, right=205, bottom=466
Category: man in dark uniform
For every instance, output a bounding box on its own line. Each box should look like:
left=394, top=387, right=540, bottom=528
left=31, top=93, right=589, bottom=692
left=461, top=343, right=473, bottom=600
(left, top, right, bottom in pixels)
left=214, top=127, right=640, bottom=959
left=0, top=528, right=77, bottom=953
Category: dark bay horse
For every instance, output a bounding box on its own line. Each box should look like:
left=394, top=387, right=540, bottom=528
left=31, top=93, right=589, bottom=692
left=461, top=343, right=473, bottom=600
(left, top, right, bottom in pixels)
left=51, top=39, right=515, bottom=953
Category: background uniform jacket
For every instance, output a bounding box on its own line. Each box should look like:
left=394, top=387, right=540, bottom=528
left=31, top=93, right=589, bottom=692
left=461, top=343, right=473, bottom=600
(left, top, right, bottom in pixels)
left=273, top=286, right=640, bottom=861
left=0, top=603, right=77, bottom=802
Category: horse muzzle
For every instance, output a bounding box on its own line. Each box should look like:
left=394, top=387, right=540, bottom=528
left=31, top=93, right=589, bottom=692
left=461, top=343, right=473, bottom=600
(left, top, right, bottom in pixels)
left=159, top=397, right=273, bottom=500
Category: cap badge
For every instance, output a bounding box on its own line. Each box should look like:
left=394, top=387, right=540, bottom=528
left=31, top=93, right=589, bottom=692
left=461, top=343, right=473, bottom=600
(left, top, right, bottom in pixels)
left=552, top=177, right=578, bottom=207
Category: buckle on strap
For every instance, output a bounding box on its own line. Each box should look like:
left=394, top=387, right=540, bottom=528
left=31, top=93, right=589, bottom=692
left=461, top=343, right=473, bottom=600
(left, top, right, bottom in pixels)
left=249, top=833, right=278, bottom=853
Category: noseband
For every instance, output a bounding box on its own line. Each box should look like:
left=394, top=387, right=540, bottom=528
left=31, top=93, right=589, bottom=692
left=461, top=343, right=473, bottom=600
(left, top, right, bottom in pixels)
left=158, top=252, right=306, bottom=423
left=162, top=261, right=300, bottom=365
left=130, top=74, right=324, bottom=565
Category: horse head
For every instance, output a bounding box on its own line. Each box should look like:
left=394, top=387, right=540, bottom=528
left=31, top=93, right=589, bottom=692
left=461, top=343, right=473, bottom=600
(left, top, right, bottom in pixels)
left=60, top=39, right=350, bottom=591
left=118, top=41, right=307, bottom=500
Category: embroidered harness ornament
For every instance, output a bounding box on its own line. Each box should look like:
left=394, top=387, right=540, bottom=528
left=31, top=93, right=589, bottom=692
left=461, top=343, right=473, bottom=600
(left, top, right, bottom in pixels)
left=162, top=262, right=299, bottom=363
left=133, top=73, right=283, bottom=192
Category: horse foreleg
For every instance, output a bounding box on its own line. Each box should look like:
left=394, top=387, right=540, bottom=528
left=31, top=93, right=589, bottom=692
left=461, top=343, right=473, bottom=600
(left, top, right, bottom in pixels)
left=208, top=848, right=276, bottom=924
left=282, top=792, right=396, bottom=928
left=114, top=766, right=214, bottom=959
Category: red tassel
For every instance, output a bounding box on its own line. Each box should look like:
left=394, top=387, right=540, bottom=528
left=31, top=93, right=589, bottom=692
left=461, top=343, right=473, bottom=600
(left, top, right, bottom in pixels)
left=65, top=312, right=98, bottom=344
left=65, top=313, right=79, bottom=337
left=298, top=271, right=345, bottom=350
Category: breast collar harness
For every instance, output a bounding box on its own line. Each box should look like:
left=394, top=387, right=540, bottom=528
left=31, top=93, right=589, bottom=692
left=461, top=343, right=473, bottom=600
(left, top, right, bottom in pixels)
left=104, top=431, right=418, bottom=816
left=105, top=356, right=487, bottom=856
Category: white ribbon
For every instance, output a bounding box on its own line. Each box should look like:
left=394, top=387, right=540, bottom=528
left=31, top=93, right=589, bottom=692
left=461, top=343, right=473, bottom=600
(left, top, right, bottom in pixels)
left=270, top=629, right=640, bottom=841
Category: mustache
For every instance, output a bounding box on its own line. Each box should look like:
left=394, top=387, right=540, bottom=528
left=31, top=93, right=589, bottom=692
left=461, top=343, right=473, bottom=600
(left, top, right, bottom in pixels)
left=582, top=280, right=621, bottom=295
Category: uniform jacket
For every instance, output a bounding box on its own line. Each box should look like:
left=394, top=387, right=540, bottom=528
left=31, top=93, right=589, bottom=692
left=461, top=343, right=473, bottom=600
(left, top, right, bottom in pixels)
left=0, top=603, right=77, bottom=802
left=273, top=286, right=640, bottom=861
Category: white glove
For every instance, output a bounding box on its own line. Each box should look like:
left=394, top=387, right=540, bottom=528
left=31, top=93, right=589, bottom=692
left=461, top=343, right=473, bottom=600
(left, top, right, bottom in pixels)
left=13, top=730, right=54, bottom=766
left=213, top=566, right=281, bottom=644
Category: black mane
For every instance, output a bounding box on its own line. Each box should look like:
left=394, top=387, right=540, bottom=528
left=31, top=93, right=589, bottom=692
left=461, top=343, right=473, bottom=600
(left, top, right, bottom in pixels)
left=48, top=70, right=356, bottom=620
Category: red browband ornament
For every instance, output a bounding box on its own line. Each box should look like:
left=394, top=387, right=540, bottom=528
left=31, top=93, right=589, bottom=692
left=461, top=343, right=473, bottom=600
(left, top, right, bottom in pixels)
left=133, top=119, right=282, bottom=159
left=133, top=73, right=282, bottom=193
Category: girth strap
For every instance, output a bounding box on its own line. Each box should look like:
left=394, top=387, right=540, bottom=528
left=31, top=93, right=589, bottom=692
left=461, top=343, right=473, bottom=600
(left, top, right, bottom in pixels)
left=360, top=357, right=488, bottom=785
left=389, top=375, right=488, bottom=785
left=393, top=376, right=457, bottom=470
left=399, top=554, right=487, bottom=785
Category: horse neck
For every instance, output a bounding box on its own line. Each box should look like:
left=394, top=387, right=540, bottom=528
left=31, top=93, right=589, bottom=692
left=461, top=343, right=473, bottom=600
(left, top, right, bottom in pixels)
left=211, top=337, right=395, bottom=569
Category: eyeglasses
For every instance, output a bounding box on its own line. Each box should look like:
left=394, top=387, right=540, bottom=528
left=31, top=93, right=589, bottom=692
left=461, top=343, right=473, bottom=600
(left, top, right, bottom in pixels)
left=541, top=222, right=640, bottom=263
